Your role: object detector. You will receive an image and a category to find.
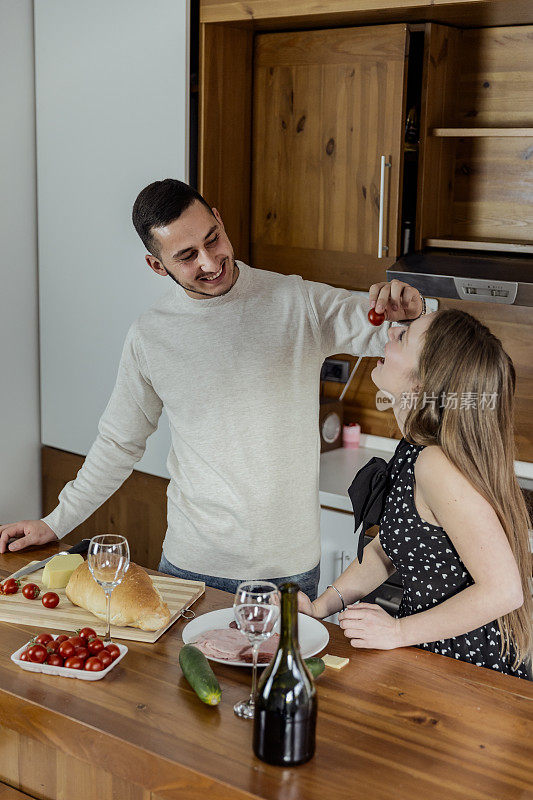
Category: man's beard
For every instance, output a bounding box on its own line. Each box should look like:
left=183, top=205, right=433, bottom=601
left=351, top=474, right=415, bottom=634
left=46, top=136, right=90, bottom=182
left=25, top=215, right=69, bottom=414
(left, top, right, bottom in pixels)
left=163, top=256, right=237, bottom=298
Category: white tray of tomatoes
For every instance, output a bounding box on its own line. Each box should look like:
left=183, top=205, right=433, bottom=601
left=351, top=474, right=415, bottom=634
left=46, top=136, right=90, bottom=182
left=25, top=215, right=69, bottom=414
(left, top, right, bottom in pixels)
left=11, top=627, right=127, bottom=680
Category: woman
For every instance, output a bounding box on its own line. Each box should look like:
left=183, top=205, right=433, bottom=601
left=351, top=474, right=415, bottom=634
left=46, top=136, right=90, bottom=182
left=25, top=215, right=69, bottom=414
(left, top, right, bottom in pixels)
left=300, top=307, right=532, bottom=679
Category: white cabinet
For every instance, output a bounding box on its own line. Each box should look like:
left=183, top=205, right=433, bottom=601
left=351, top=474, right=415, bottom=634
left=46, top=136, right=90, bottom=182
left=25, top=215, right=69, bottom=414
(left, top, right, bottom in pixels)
left=35, top=0, right=190, bottom=478
left=0, top=0, right=40, bottom=520
left=319, top=507, right=358, bottom=623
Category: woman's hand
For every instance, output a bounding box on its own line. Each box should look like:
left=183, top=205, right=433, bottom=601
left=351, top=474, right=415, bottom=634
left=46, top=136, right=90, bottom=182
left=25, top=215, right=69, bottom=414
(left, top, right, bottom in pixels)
left=369, top=279, right=423, bottom=322
left=298, top=590, right=319, bottom=618
left=338, top=602, right=404, bottom=650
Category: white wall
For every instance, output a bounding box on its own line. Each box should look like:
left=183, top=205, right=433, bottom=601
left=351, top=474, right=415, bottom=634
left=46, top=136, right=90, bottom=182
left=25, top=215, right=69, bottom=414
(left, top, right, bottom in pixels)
left=35, top=0, right=190, bottom=479
left=0, top=0, right=41, bottom=520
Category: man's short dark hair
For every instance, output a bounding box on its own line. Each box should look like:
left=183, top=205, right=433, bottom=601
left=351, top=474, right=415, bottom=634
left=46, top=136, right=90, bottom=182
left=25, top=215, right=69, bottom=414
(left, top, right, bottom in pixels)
left=132, top=179, right=214, bottom=258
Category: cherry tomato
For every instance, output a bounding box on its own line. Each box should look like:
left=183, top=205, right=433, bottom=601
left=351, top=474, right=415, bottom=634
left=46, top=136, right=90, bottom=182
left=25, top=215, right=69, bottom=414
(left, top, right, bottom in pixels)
left=98, top=650, right=113, bottom=668
left=68, top=636, right=85, bottom=649
left=42, top=592, right=60, bottom=609
left=77, top=627, right=97, bottom=642
left=34, top=633, right=54, bottom=646
left=58, top=641, right=76, bottom=659
left=28, top=644, right=48, bottom=663
left=1, top=578, right=20, bottom=595
left=46, top=639, right=61, bottom=654
left=84, top=656, right=104, bottom=672
left=46, top=654, right=64, bottom=667
left=64, top=656, right=84, bottom=670
left=74, top=646, right=89, bottom=661
left=55, top=634, right=69, bottom=645
left=22, top=583, right=40, bottom=600
left=19, top=649, right=31, bottom=662
left=87, top=637, right=105, bottom=655
left=105, top=643, right=120, bottom=661
left=368, top=307, right=386, bottom=326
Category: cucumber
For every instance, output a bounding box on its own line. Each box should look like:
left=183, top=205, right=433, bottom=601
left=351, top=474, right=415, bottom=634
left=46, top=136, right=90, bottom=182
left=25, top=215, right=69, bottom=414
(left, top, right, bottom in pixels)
left=179, top=644, right=222, bottom=706
left=304, top=656, right=325, bottom=680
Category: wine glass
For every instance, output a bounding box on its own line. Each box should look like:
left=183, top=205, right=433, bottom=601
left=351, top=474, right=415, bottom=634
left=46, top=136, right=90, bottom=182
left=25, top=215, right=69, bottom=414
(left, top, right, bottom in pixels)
left=233, top=580, right=280, bottom=720
left=87, top=534, right=130, bottom=642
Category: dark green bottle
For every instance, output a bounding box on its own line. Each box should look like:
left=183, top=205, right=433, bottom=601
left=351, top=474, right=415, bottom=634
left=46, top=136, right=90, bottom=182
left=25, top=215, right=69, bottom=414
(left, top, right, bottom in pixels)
left=253, top=582, right=317, bottom=766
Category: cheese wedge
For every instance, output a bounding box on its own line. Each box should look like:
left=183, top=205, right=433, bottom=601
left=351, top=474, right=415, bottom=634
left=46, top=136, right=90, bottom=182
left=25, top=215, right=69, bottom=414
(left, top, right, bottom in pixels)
left=322, top=654, right=349, bottom=670
left=42, top=553, right=84, bottom=589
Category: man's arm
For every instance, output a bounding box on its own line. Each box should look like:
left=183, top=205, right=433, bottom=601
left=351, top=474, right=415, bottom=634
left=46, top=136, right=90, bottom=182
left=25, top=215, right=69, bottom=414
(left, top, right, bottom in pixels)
left=302, top=278, right=424, bottom=358
left=0, top=325, right=163, bottom=553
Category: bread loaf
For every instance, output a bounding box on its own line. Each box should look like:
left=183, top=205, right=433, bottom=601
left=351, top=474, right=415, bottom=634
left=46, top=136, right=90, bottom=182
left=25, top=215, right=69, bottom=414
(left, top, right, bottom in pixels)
left=66, top=561, right=171, bottom=631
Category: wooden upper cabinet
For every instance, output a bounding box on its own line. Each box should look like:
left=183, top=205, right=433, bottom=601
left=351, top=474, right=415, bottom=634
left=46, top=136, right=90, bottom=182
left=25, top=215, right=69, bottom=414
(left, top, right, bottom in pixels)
left=251, top=24, right=409, bottom=290
left=417, top=23, right=533, bottom=254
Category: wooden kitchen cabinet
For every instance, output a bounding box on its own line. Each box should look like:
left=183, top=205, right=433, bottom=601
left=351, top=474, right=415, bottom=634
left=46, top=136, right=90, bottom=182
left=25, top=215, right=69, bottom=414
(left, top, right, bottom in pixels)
left=200, top=15, right=533, bottom=270
left=198, top=6, right=533, bottom=457
left=251, top=24, right=409, bottom=289
left=417, top=23, right=533, bottom=254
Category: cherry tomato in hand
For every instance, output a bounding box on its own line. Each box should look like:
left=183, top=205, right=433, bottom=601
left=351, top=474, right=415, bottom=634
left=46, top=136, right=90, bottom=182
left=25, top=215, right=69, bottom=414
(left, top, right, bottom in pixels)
left=64, top=656, right=84, bottom=670
left=58, top=641, right=76, bottom=659
left=87, top=637, right=105, bottom=655
left=28, top=644, right=48, bottom=663
left=1, top=578, right=20, bottom=595
left=105, top=643, right=120, bottom=661
left=34, top=633, right=54, bottom=646
left=46, top=654, right=64, bottom=667
left=84, top=656, right=104, bottom=671
left=41, top=592, right=59, bottom=609
left=98, top=650, right=113, bottom=668
left=368, top=307, right=386, bottom=326
left=22, top=583, right=40, bottom=600
left=77, top=627, right=96, bottom=642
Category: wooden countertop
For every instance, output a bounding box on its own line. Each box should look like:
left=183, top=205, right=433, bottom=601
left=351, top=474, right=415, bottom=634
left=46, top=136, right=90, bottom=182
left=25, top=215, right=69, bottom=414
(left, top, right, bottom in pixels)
left=1, top=544, right=532, bottom=800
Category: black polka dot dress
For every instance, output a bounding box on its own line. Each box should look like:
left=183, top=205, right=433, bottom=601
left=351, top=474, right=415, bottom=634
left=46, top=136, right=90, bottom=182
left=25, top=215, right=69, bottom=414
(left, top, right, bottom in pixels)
left=379, top=439, right=532, bottom=680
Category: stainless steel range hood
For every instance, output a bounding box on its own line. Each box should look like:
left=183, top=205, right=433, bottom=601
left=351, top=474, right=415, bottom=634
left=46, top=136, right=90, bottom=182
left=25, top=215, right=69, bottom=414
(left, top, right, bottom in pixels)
left=387, top=251, right=533, bottom=307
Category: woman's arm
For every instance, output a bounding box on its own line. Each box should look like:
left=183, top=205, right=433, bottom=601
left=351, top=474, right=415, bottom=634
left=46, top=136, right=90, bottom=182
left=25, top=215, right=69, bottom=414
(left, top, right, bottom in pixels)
left=338, top=446, right=524, bottom=649
left=301, top=534, right=396, bottom=618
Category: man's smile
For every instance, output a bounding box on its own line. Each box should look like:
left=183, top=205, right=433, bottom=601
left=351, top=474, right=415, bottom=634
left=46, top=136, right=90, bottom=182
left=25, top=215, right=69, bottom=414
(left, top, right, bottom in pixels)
left=199, top=260, right=225, bottom=282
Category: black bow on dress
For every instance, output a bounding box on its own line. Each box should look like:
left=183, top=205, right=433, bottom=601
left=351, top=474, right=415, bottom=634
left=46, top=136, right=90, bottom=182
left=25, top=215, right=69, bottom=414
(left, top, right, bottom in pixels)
left=347, top=438, right=409, bottom=563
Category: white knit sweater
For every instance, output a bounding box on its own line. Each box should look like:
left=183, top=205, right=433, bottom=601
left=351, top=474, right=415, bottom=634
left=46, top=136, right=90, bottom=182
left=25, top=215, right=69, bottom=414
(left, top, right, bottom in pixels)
left=43, top=261, right=390, bottom=578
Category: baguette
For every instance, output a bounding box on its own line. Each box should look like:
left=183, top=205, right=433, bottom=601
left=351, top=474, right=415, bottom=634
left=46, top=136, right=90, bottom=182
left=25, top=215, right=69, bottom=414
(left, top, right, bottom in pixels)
left=65, top=561, right=171, bottom=631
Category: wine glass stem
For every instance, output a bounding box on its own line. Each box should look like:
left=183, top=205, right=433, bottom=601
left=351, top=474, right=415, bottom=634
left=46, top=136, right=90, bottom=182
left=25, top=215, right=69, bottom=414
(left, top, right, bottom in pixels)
left=104, top=588, right=112, bottom=642
left=249, top=642, right=260, bottom=705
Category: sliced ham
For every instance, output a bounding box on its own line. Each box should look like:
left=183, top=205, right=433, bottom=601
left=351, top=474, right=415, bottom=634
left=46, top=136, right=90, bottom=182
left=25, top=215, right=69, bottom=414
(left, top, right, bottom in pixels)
left=194, top=627, right=280, bottom=663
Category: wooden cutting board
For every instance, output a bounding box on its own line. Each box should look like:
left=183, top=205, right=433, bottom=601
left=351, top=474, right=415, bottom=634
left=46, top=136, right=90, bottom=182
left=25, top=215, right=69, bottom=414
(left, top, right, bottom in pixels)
left=0, top=562, right=204, bottom=643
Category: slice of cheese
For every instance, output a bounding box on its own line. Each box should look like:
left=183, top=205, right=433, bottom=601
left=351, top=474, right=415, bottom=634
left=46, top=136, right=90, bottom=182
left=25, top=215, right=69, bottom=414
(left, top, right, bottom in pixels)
left=322, top=654, right=349, bottom=670
left=42, top=554, right=84, bottom=589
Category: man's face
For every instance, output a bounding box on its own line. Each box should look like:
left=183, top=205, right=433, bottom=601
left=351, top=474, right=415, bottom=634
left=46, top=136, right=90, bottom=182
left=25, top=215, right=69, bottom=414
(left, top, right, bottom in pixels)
left=145, top=200, right=237, bottom=299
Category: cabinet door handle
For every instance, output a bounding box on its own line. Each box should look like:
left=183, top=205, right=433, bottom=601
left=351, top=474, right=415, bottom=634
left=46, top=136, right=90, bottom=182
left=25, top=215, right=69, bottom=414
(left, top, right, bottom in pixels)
left=374, top=596, right=399, bottom=612
left=378, top=155, right=392, bottom=259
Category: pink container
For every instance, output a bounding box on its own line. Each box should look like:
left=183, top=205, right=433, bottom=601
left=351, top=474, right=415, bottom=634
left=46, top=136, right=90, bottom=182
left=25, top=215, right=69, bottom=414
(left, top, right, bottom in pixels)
left=343, top=423, right=361, bottom=449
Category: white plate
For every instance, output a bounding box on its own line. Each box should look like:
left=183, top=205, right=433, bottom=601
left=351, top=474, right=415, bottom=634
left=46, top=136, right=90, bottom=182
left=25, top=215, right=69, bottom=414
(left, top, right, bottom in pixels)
left=11, top=635, right=128, bottom=681
left=182, top=607, right=329, bottom=667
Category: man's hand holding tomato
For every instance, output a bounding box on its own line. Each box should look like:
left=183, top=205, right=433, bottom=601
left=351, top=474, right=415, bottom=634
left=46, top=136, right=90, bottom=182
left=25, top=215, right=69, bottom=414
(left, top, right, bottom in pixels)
left=368, top=279, right=424, bottom=324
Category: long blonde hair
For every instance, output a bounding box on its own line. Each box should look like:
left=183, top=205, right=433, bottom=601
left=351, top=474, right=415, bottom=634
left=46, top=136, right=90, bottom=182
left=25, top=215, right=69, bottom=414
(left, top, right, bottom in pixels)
left=404, top=308, right=532, bottom=668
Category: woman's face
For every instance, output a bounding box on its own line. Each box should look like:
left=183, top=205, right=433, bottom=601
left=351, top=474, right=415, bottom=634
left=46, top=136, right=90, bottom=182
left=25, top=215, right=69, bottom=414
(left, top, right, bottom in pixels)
left=371, top=313, right=434, bottom=402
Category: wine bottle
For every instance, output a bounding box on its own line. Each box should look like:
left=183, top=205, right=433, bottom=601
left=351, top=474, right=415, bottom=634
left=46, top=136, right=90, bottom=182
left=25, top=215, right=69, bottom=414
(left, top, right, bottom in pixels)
left=253, top=582, right=317, bottom=766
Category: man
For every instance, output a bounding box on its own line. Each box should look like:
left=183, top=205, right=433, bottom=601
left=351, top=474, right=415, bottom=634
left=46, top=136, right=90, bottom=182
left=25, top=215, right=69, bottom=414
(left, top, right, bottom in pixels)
left=0, top=179, right=424, bottom=599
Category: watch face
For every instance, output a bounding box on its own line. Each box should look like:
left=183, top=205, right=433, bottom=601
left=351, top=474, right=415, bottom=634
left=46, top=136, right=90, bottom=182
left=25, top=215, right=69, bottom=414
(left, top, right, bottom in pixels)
left=322, top=411, right=341, bottom=444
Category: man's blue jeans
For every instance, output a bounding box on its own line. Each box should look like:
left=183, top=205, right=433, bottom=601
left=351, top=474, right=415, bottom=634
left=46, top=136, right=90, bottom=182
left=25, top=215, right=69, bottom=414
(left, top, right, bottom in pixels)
left=158, top=552, right=320, bottom=601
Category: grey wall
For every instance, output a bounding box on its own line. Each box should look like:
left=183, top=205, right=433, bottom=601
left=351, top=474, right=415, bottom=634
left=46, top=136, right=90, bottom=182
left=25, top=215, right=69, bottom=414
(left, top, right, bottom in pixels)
left=36, top=0, right=190, bottom=479
left=0, top=0, right=41, bottom=520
